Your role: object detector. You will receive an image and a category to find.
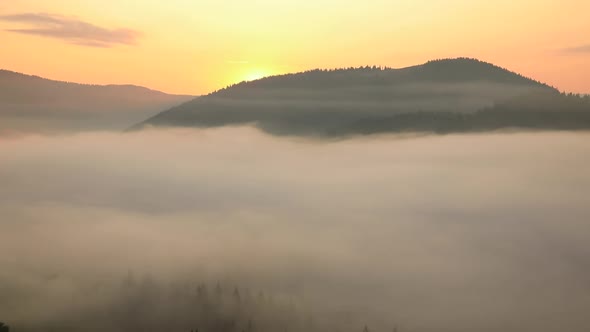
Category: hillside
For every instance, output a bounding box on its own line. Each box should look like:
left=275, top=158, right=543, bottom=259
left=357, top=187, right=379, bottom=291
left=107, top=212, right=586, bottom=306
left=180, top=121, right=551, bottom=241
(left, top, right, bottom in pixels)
left=0, top=70, right=193, bottom=134
left=134, top=58, right=585, bottom=136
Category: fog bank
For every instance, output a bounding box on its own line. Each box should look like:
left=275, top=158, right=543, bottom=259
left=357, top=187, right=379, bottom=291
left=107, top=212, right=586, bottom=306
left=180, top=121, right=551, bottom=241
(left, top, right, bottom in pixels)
left=1, top=128, right=590, bottom=332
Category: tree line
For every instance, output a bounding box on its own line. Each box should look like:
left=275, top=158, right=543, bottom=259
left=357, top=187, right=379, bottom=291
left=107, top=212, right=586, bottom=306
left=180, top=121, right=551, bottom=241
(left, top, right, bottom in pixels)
left=2, top=275, right=399, bottom=332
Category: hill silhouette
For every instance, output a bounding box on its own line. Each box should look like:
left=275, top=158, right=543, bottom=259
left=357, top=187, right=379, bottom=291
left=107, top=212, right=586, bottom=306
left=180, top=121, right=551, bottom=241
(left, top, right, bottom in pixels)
left=134, top=58, right=590, bottom=136
left=0, top=70, right=193, bottom=135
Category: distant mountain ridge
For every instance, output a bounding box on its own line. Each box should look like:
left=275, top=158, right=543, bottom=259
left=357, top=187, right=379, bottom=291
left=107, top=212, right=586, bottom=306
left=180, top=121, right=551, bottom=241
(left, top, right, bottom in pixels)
left=0, top=69, right=180, bottom=96
left=0, top=69, right=193, bottom=134
left=135, top=58, right=587, bottom=136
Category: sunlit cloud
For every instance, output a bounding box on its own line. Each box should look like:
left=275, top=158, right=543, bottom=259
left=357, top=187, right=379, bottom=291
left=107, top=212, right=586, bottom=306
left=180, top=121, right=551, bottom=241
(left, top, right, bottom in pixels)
left=560, top=43, right=590, bottom=54
left=0, top=13, right=140, bottom=48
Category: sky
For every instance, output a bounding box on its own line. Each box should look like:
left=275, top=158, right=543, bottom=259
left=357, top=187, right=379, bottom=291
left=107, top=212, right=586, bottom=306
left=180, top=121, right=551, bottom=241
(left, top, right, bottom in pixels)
left=1, top=0, right=589, bottom=95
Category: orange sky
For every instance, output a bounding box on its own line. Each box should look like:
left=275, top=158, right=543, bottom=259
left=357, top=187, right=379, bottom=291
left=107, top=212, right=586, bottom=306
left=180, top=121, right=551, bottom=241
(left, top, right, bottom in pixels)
left=1, top=0, right=589, bottom=95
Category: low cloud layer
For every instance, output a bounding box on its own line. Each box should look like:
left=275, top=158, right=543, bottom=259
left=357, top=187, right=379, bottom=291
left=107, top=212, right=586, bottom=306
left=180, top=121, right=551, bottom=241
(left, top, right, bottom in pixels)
left=1, top=128, right=590, bottom=332
left=0, top=13, right=139, bottom=47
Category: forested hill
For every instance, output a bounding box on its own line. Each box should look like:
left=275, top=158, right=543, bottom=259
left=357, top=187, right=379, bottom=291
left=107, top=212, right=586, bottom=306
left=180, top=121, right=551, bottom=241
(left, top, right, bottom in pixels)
left=131, top=58, right=590, bottom=137
left=214, top=57, right=552, bottom=92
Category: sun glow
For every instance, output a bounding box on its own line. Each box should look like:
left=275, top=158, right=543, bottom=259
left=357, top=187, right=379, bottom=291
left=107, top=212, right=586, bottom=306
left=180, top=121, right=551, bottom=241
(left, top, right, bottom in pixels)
left=243, top=70, right=270, bottom=82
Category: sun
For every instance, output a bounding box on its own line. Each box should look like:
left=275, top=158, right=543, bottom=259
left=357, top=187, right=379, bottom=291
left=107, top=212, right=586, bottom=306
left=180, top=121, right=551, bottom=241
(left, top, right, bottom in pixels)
left=243, top=70, right=269, bottom=82
left=229, top=67, right=276, bottom=85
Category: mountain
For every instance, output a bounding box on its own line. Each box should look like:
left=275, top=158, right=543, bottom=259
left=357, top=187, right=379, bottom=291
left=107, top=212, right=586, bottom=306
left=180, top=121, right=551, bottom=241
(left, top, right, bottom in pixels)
left=134, top=58, right=590, bottom=137
left=0, top=70, right=193, bottom=135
